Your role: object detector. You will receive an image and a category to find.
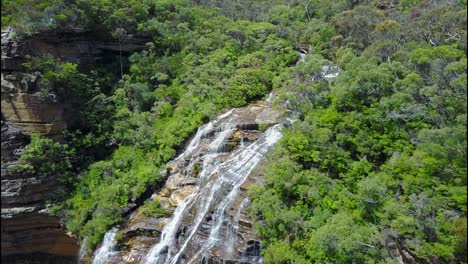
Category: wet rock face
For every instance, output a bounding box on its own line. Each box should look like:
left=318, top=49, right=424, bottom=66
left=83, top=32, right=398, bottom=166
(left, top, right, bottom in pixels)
left=92, top=100, right=282, bottom=263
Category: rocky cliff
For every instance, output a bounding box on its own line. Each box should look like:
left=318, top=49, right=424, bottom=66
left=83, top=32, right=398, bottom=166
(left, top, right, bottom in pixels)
left=1, top=28, right=148, bottom=263
left=0, top=119, right=77, bottom=263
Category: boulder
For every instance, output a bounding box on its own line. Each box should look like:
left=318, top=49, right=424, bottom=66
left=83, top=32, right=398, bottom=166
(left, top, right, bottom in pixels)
left=169, top=186, right=196, bottom=207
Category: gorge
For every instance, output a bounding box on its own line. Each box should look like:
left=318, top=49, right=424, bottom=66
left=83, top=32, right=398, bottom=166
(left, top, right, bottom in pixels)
left=1, top=1, right=466, bottom=264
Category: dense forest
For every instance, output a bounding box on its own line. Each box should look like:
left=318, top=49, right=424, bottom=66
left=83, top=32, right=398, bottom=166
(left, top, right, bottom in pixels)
left=2, top=0, right=466, bottom=263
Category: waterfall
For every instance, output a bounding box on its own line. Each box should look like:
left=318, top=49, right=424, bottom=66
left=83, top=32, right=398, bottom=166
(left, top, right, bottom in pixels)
left=144, top=193, right=197, bottom=264
left=92, top=227, right=119, bottom=264
left=89, top=92, right=283, bottom=264
left=172, top=109, right=234, bottom=165
left=299, top=52, right=307, bottom=62
left=220, top=197, right=249, bottom=260
left=78, top=237, right=88, bottom=263
left=144, top=123, right=282, bottom=264
left=143, top=111, right=239, bottom=263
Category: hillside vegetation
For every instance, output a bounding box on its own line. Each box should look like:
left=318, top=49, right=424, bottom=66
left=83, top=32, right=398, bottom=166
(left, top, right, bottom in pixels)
left=2, top=0, right=466, bottom=263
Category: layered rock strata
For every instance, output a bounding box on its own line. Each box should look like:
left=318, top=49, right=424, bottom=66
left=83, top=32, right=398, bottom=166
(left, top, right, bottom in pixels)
left=1, top=28, right=148, bottom=263
left=1, top=119, right=77, bottom=262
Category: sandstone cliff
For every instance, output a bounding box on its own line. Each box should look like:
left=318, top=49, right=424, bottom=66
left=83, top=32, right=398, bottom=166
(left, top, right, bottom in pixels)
left=1, top=28, right=148, bottom=263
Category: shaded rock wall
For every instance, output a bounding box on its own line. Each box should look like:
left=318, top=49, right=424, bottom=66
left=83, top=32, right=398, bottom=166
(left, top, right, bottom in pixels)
left=1, top=212, right=78, bottom=256
left=1, top=92, right=66, bottom=136
left=1, top=28, right=148, bottom=136
left=1, top=28, right=149, bottom=262
left=1, top=120, right=78, bottom=260
left=1, top=253, right=76, bottom=264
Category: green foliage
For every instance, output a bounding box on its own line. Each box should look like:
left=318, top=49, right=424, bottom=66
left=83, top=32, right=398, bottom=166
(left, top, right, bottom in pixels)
left=2, top=0, right=154, bottom=35
left=14, top=136, right=75, bottom=188
left=1, top=0, right=75, bottom=32
left=332, top=6, right=385, bottom=49
left=21, top=54, right=56, bottom=73
left=62, top=146, right=163, bottom=249
left=250, top=1, right=467, bottom=263
left=140, top=199, right=170, bottom=218
left=77, top=0, right=150, bottom=34
left=20, top=55, right=116, bottom=166
left=227, top=68, right=273, bottom=106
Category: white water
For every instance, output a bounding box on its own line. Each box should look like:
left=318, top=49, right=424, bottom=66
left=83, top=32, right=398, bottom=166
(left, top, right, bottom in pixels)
left=140, top=110, right=238, bottom=264
left=144, top=193, right=197, bottom=264
left=92, top=227, right=119, bottom=264
left=208, top=126, right=234, bottom=153
left=173, top=109, right=234, bottom=163
left=78, top=237, right=88, bottom=263
left=299, top=52, right=307, bottom=62
left=298, top=52, right=340, bottom=80
left=86, top=49, right=315, bottom=264
left=144, top=123, right=282, bottom=264
left=163, top=110, right=235, bottom=189
left=321, top=65, right=340, bottom=80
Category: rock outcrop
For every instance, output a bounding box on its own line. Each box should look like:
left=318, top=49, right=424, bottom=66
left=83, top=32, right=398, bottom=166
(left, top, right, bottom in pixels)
left=0, top=119, right=77, bottom=263
left=1, top=28, right=149, bottom=136
left=1, top=28, right=149, bottom=263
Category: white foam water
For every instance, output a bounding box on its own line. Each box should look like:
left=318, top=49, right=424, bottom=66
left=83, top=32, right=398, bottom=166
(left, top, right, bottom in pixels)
left=92, top=227, right=119, bottom=264
left=144, top=124, right=282, bottom=264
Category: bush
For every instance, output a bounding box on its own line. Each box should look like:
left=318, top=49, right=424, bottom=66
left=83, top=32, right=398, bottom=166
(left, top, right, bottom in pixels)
left=140, top=199, right=170, bottom=218
left=14, top=136, right=75, bottom=187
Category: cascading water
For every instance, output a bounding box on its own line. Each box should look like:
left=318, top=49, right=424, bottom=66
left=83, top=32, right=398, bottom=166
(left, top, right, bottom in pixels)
left=144, top=193, right=197, bottom=264
left=78, top=237, right=89, bottom=263
left=92, top=227, right=119, bottom=264
left=299, top=52, right=307, bottom=62
left=90, top=110, right=237, bottom=264
left=90, top=93, right=284, bottom=264
left=144, top=122, right=282, bottom=264
left=223, top=197, right=249, bottom=259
